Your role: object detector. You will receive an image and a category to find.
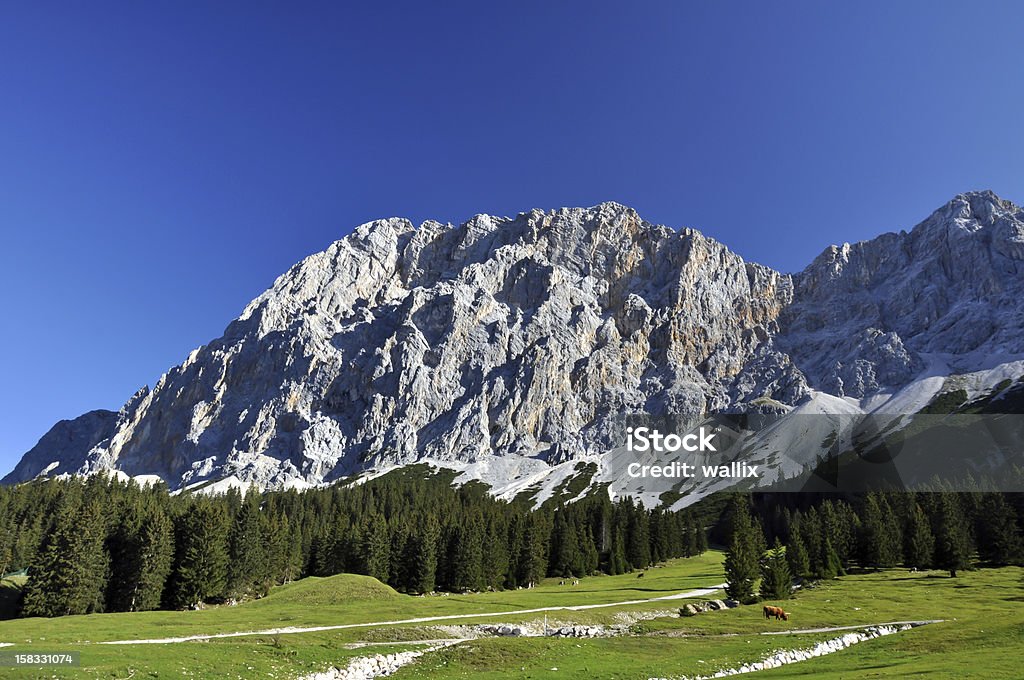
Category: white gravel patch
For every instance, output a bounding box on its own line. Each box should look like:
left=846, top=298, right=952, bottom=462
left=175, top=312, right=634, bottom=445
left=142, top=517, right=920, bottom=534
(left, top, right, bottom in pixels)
left=298, top=640, right=460, bottom=679
left=650, top=623, right=931, bottom=679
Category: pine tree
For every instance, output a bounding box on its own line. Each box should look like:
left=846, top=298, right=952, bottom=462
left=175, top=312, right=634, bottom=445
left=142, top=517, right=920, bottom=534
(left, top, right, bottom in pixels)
left=134, top=510, right=174, bottom=610
left=483, top=516, right=511, bottom=589
left=404, top=517, right=438, bottom=594
left=387, top=523, right=409, bottom=590
left=105, top=503, right=145, bottom=612
left=517, top=514, right=547, bottom=588
left=649, top=509, right=669, bottom=564
left=798, top=508, right=822, bottom=575
left=786, top=530, right=810, bottom=579
left=263, top=512, right=292, bottom=585
left=759, top=538, right=792, bottom=600
left=624, top=500, right=651, bottom=570
left=228, top=491, right=266, bottom=597
left=695, top=517, right=708, bottom=554
left=608, top=516, right=628, bottom=575
left=550, top=510, right=582, bottom=577
left=168, top=503, right=229, bottom=609
left=934, top=495, right=973, bottom=577
left=976, top=494, right=1022, bottom=565
left=817, top=536, right=841, bottom=579
left=324, top=516, right=354, bottom=576
left=361, top=514, right=391, bottom=583
left=903, top=502, right=935, bottom=570
left=450, top=517, right=484, bottom=592
left=577, top=522, right=599, bottom=576
left=859, top=493, right=900, bottom=569
left=821, top=500, right=857, bottom=568
left=21, top=500, right=109, bottom=617
left=723, top=496, right=763, bottom=603
left=107, top=506, right=174, bottom=612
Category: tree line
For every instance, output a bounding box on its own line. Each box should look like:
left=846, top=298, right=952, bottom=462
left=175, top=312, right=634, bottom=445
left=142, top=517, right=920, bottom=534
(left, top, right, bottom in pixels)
left=720, top=491, right=1024, bottom=603
left=0, top=470, right=707, bottom=618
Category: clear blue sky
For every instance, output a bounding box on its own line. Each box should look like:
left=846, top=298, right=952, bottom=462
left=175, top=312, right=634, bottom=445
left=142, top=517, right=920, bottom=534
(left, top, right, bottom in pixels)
left=2, top=1, right=1022, bottom=472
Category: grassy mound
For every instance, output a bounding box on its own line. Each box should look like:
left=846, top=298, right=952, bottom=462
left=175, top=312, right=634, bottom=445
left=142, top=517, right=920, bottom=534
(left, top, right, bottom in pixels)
left=252, top=573, right=400, bottom=608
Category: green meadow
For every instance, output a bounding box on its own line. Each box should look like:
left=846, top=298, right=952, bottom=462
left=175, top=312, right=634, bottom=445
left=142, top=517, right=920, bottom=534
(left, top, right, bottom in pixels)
left=1, top=551, right=1022, bottom=679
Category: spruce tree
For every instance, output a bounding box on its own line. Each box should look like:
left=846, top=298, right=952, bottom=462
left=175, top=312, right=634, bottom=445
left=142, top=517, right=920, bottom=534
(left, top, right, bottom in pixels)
left=263, top=512, right=291, bottom=585
left=134, top=509, right=174, bottom=610
left=405, top=517, right=438, bottom=594
left=577, top=522, right=599, bottom=576
left=695, top=517, right=708, bottom=554
left=935, top=494, right=973, bottom=577
left=649, top=510, right=668, bottom=564
left=21, top=500, right=108, bottom=617
left=859, top=493, right=900, bottom=569
left=723, top=496, right=762, bottom=602
left=759, top=538, right=792, bottom=600
left=518, top=514, right=547, bottom=587
left=107, top=506, right=174, bottom=612
left=361, top=514, right=391, bottom=583
left=450, top=518, right=484, bottom=592
left=608, top=518, right=628, bottom=575
left=976, top=494, right=1022, bottom=565
left=684, top=519, right=698, bottom=557
left=797, top=509, right=821, bottom=575
left=904, top=502, right=935, bottom=570
left=786, top=530, right=811, bottom=579
left=387, top=524, right=409, bottom=590
left=228, top=491, right=266, bottom=597
left=817, top=535, right=842, bottom=579
left=550, top=510, right=582, bottom=577
left=821, top=500, right=857, bottom=568
left=168, top=503, right=229, bottom=609
left=624, top=500, right=651, bottom=569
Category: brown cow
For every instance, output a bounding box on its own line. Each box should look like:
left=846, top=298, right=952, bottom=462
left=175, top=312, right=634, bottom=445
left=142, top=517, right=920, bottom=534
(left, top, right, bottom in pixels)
left=763, top=605, right=789, bottom=621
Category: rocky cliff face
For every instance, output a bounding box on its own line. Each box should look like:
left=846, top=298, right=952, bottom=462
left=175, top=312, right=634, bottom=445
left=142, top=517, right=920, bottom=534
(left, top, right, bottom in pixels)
left=6, top=191, right=1024, bottom=493
left=778, top=190, right=1024, bottom=397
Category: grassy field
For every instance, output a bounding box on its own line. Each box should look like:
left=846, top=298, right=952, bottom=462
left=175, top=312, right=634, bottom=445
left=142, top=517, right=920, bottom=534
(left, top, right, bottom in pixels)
left=0, top=552, right=725, bottom=645
left=0, top=553, right=1021, bottom=679
left=394, top=566, right=1024, bottom=680
left=0, top=553, right=724, bottom=678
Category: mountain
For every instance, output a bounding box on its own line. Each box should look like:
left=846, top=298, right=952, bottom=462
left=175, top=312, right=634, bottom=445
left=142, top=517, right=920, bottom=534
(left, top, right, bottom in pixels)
left=6, top=191, right=1024, bottom=503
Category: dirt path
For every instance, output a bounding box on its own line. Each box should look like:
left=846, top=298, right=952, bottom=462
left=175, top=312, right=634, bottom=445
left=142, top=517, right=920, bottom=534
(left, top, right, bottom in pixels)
left=92, top=583, right=727, bottom=645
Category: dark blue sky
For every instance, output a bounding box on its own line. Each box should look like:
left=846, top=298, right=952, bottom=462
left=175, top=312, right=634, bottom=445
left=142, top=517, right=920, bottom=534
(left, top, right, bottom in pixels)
left=2, top=2, right=1022, bottom=471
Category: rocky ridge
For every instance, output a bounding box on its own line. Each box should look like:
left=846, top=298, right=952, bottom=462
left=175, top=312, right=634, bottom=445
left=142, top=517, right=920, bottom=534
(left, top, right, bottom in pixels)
left=6, top=191, right=1024, bottom=501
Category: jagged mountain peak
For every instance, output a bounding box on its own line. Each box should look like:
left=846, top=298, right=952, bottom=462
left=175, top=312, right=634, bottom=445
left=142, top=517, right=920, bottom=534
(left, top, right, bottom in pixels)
left=7, top=192, right=1024, bottom=496
left=779, top=189, right=1024, bottom=397
left=802, top=190, right=1021, bottom=276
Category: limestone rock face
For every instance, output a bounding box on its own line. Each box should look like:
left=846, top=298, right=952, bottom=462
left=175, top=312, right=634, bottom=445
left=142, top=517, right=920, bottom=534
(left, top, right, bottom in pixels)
left=6, top=191, right=1024, bottom=491
left=4, top=409, right=119, bottom=482
left=778, top=190, right=1024, bottom=397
